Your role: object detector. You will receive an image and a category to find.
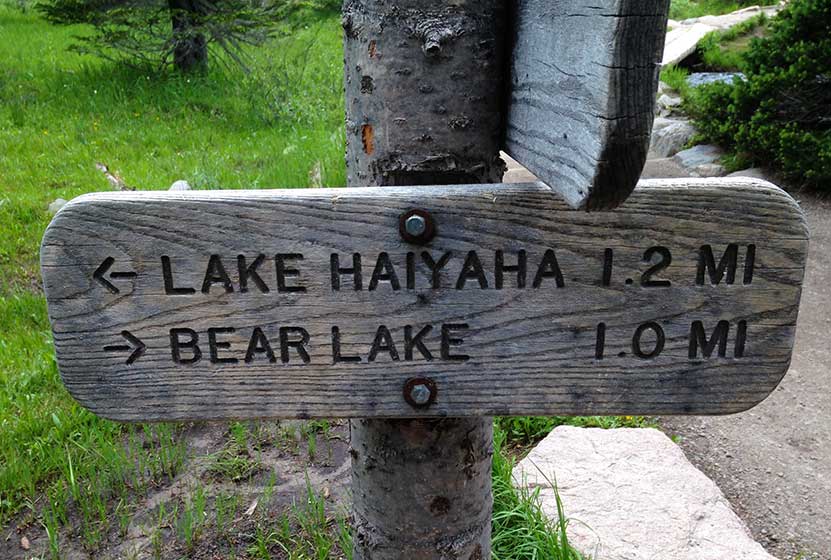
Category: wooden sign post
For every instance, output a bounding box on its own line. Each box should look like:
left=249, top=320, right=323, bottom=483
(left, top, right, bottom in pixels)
left=40, top=2, right=809, bottom=559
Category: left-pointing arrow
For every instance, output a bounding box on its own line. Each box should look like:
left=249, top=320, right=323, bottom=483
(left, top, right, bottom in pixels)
left=94, top=257, right=137, bottom=294
left=103, top=331, right=146, bottom=365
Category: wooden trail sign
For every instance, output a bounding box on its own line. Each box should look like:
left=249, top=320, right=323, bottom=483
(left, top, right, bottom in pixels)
left=505, top=0, right=670, bottom=210
left=41, top=178, right=807, bottom=422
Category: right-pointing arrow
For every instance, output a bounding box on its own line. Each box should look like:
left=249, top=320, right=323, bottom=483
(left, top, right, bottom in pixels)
left=103, top=331, right=146, bottom=365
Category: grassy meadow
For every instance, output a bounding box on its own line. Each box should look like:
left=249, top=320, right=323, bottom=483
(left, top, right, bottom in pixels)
left=0, top=3, right=662, bottom=558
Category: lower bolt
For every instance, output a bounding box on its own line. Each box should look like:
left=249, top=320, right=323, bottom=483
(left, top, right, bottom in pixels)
left=403, top=377, right=437, bottom=409
left=409, top=384, right=432, bottom=406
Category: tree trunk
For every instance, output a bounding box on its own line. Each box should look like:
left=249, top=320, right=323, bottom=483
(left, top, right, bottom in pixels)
left=342, top=0, right=508, bottom=186
left=169, top=0, right=208, bottom=72
left=343, top=1, right=507, bottom=557
left=351, top=418, right=493, bottom=559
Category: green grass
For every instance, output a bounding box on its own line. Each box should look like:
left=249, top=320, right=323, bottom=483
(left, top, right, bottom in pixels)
left=0, top=6, right=346, bottom=294
left=0, top=4, right=345, bottom=536
left=697, top=13, right=768, bottom=71
left=492, top=426, right=582, bottom=560
left=670, top=0, right=777, bottom=20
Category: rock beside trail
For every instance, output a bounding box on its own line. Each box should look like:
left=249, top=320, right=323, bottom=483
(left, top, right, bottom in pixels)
left=682, top=4, right=783, bottom=29
left=672, top=144, right=727, bottom=177
left=663, top=22, right=718, bottom=66
left=650, top=118, right=698, bottom=158
left=727, top=167, right=770, bottom=180
left=169, top=180, right=192, bottom=191
left=514, top=426, right=778, bottom=560
left=663, top=4, right=783, bottom=67
left=687, top=72, right=745, bottom=88
left=48, top=198, right=67, bottom=215
left=656, top=93, right=683, bottom=116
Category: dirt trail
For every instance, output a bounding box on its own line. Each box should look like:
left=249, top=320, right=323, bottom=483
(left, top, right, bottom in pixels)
left=641, top=164, right=830, bottom=559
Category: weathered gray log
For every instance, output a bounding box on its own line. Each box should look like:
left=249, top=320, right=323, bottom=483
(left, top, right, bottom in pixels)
left=342, top=2, right=501, bottom=556
left=342, top=0, right=508, bottom=186
left=351, top=418, right=492, bottom=558
left=504, top=0, right=671, bottom=210
left=40, top=179, right=808, bottom=420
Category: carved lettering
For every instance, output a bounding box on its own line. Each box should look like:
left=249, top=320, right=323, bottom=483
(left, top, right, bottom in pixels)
left=532, top=249, right=565, bottom=288
left=201, top=255, right=234, bottom=294
left=170, top=328, right=201, bottom=364
left=276, top=253, right=306, bottom=293
left=162, top=256, right=195, bottom=295
left=369, top=252, right=401, bottom=291
left=441, top=323, right=470, bottom=361
left=422, top=251, right=452, bottom=289
left=331, top=253, right=362, bottom=291
left=237, top=254, right=270, bottom=293
left=404, top=325, right=434, bottom=361
left=245, top=327, right=276, bottom=363
left=279, top=327, right=311, bottom=364
left=208, top=327, right=237, bottom=364
left=495, top=250, right=527, bottom=289
left=689, top=320, right=731, bottom=359
left=332, top=326, right=361, bottom=364
left=632, top=322, right=665, bottom=359
left=368, top=325, right=399, bottom=362
left=641, top=247, right=672, bottom=287
left=456, top=251, right=488, bottom=289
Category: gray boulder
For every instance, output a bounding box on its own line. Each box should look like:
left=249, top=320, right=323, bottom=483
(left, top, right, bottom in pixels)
left=649, top=118, right=697, bottom=158
left=514, top=426, right=777, bottom=560
left=687, top=72, right=745, bottom=88
left=673, top=144, right=724, bottom=169
left=169, top=180, right=192, bottom=191
left=656, top=93, right=682, bottom=116
left=727, top=168, right=770, bottom=180
left=694, top=162, right=728, bottom=178
left=48, top=198, right=67, bottom=215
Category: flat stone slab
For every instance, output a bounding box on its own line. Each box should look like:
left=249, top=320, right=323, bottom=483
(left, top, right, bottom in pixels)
left=663, top=22, right=717, bottom=66
left=514, top=426, right=777, bottom=560
left=662, top=5, right=782, bottom=67
left=673, top=143, right=724, bottom=169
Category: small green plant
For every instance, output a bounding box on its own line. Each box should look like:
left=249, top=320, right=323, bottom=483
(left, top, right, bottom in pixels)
left=491, top=426, right=582, bottom=560
left=42, top=506, right=62, bottom=560
left=149, top=502, right=170, bottom=560
left=670, top=0, right=776, bottom=20
left=496, top=415, right=655, bottom=451
left=207, top=424, right=263, bottom=481
left=178, top=485, right=208, bottom=552
left=688, top=0, right=831, bottom=188
left=215, top=492, right=240, bottom=538
left=697, top=13, right=768, bottom=71
left=661, top=64, right=692, bottom=98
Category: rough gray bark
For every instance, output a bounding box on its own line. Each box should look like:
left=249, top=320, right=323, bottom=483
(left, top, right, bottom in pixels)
left=343, top=2, right=503, bottom=557
left=342, top=0, right=508, bottom=186
left=351, top=418, right=493, bottom=559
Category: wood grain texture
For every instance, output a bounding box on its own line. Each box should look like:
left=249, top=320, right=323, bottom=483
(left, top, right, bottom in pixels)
left=505, top=0, right=671, bottom=210
left=40, top=178, right=808, bottom=421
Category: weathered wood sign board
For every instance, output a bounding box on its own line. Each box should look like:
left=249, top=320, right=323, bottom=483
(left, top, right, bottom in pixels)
left=505, top=0, right=670, bottom=210
left=41, top=178, right=807, bottom=421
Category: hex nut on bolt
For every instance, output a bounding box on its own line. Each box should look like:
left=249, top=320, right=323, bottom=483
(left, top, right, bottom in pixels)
left=403, top=377, right=437, bottom=409
left=399, top=209, right=436, bottom=245
left=405, top=215, right=427, bottom=237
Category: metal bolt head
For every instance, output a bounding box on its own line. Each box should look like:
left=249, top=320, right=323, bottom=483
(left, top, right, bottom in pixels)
left=403, top=377, right=437, bottom=409
left=409, top=383, right=431, bottom=406
left=399, top=209, right=436, bottom=245
left=405, top=215, right=427, bottom=237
